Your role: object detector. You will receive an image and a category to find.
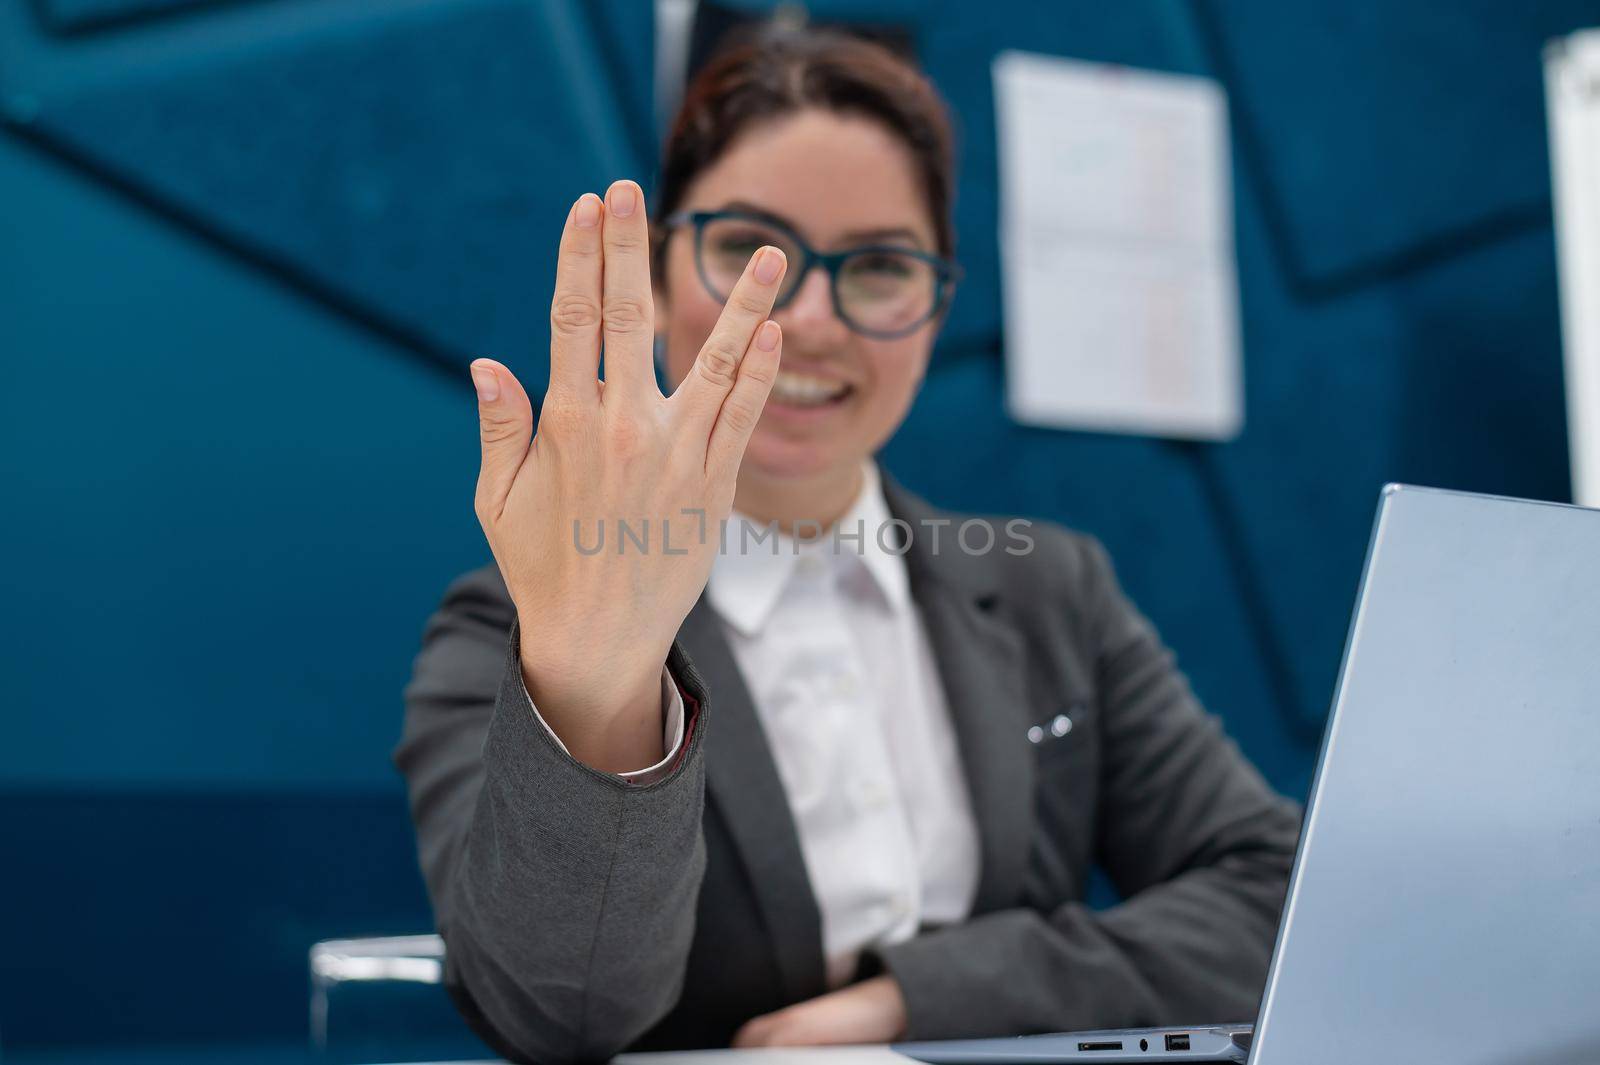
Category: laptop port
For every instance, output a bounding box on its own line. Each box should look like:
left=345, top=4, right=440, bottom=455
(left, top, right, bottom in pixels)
left=1078, top=1042, right=1124, bottom=1052
left=1165, top=1034, right=1190, bottom=1052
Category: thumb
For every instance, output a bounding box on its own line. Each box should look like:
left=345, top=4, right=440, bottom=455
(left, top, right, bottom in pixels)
left=470, top=358, right=533, bottom=523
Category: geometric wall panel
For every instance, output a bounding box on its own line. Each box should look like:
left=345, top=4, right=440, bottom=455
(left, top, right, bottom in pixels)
left=36, top=0, right=229, bottom=36
left=1193, top=0, right=1596, bottom=290
left=23, top=0, right=650, bottom=379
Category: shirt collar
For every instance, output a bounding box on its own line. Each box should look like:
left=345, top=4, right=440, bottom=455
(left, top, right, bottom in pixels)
left=708, top=461, right=911, bottom=638
left=841, top=461, right=913, bottom=611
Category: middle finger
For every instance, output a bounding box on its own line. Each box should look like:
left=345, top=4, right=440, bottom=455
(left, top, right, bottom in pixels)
left=600, top=179, right=657, bottom=398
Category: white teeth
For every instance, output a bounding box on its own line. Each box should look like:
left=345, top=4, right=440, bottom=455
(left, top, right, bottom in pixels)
left=770, top=371, right=849, bottom=407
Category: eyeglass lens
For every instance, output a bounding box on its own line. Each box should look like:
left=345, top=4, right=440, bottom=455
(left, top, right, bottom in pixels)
left=698, top=216, right=939, bottom=336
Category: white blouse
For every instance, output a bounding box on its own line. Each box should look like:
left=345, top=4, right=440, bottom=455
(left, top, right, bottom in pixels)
left=707, top=462, right=981, bottom=987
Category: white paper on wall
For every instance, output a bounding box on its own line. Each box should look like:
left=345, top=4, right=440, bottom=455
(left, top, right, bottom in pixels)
left=994, top=51, right=1243, bottom=440
left=1547, top=29, right=1600, bottom=508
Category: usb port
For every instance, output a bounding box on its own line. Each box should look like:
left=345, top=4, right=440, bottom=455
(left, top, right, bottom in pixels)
left=1077, top=1042, right=1124, bottom=1052
left=1165, top=1034, right=1190, bottom=1052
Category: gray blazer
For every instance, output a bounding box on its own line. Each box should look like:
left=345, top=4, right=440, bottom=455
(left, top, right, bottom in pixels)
left=396, top=475, right=1301, bottom=1063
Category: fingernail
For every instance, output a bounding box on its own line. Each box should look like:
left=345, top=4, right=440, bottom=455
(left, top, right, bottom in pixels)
left=755, top=320, right=780, bottom=352
left=470, top=362, right=500, bottom=403
left=609, top=182, right=636, bottom=219
left=754, top=246, right=784, bottom=285
left=575, top=194, right=600, bottom=228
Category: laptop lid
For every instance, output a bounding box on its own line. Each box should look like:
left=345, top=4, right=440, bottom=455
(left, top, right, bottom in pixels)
left=1250, top=485, right=1600, bottom=1065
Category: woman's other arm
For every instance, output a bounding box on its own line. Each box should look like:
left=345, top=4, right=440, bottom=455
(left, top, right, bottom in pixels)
left=876, top=532, right=1301, bottom=1038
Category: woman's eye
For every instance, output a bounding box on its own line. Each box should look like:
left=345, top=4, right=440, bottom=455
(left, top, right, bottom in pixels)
left=710, top=230, right=774, bottom=257
left=851, top=253, right=914, bottom=278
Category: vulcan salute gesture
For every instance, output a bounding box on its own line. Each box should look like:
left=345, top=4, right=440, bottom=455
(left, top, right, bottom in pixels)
left=467, top=179, right=787, bottom=775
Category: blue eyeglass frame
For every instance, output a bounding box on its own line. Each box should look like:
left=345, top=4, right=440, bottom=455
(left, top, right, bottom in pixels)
left=661, top=209, right=963, bottom=340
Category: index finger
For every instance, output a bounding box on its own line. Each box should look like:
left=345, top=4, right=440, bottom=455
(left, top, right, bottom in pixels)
left=669, top=245, right=787, bottom=426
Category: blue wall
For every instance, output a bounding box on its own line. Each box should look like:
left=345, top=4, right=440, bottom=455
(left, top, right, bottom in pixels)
left=0, top=0, right=1587, bottom=1055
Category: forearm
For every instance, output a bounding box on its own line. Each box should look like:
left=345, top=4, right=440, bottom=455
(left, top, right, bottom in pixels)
left=878, top=826, right=1295, bottom=1040
left=1092, top=836, right=1294, bottom=1018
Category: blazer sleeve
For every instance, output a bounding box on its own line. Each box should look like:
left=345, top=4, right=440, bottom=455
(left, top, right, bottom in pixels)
left=395, top=566, right=711, bottom=1064
left=876, top=534, right=1302, bottom=1039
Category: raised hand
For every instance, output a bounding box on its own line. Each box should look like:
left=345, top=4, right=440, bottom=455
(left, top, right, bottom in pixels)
left=467, top=179, right=787, bottom=774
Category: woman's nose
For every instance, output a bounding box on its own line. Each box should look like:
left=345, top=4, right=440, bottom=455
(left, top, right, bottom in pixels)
left=777, top=266, right=849, bottom=340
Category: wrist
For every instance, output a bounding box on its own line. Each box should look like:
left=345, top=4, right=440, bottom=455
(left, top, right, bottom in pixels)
left=517, top=646, right=669, bottom=774
left=868, top=975, right=908, bottom=1040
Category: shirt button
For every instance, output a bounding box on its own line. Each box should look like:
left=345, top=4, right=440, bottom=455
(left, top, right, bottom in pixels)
left=797, top=553, right=825, bottom=575
left=835, top=673, right=860, bottom=698
left=887, top=894, right=911, bottom=920
left=1050, top=714, right=1073, bottom=738
left=856, top=778, right=889, bottom=808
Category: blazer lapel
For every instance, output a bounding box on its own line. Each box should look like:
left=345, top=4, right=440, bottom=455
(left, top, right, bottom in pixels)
left=883, top=474, right=1038, bottom=914
left=678, top=597, right=826, bottom=1002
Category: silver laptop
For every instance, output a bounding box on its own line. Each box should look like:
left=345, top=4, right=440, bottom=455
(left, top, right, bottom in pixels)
left=897, top=484, right=1600, bottom=1065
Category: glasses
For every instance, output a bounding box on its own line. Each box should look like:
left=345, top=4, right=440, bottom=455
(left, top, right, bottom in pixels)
left=662, top=209, right=961, bottom=340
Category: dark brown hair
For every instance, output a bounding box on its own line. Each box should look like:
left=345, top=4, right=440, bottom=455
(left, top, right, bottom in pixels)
left=652, top=24, right=957, bottom=283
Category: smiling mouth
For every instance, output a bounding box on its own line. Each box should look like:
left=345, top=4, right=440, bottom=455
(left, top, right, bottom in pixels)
left=769, top=370, right=853, bottom=408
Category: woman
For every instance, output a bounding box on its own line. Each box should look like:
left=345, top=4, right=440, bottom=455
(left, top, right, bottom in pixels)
left=397, top=26, right=1298, bottom=1064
